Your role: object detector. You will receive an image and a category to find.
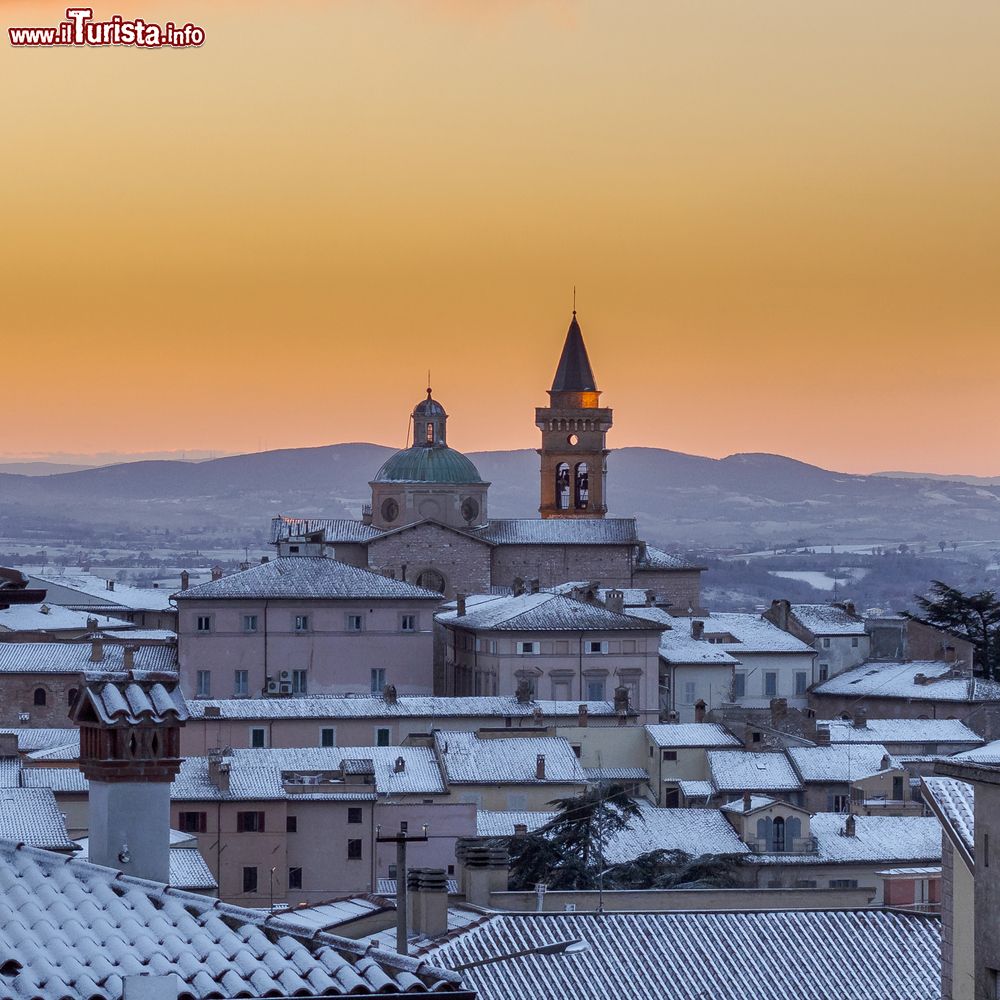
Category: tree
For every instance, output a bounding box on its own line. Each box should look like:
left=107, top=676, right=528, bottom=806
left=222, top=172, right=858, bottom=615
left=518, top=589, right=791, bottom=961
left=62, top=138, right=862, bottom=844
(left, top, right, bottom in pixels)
left=906, top=580, right=1000, bottom=679
left=504, top=786, right=743, bottom=892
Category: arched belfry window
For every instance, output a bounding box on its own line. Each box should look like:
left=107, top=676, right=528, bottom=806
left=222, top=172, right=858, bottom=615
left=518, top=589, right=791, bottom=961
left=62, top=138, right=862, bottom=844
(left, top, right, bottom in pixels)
left=574, top=462, right=589, bottom=510
left=555, top=463, right=571, bottom=510
left=425, top=422, right=435, bottom=444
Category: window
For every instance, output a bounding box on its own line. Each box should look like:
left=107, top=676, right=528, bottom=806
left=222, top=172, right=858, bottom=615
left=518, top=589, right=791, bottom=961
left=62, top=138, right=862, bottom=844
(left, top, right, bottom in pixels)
left=320, top=727, right=336, bottom=748
left=67, top=687, right=78, bottom=708
left=832, top=794, right=850, bottom=812
left=425, top=421, right=434, bottom=444
left=416, top=569, right=446, bottom=592
left=585, top=640, right=608, bottom=655
left=291, top=669, right=307, bottom=694
left=851, top=637, right=859, bottom=648
left=683, top=682, right=696, bottom=704
left=822, top=637, right=831, bottom=648
left=400, top=821, right=408, bottom=832
left=375, top=727, right=391, bottom=747
left=764, top=672, right=778, bottom=697
left=288, top=545, right=300, bottom=554
left=586, top=679, right=605, bottom=701
left=347, top=614, right=364, bottom=632
left=818, top=663, right=829, bottom=682
left=178, top=811, right=207, bottom=833
left=661, top=750, right=678, bottom=761
left=288, top=867, right=302, bottom=890
left=237, top=811, right=265, bottom=832
left=348, top=807, right=363, bottom=824
left=732, top=673, right=746, bottom=698
left=32, top=688, right=46, bottom=707
left=795, top=880, right=818, bottom=888
left=794, top=672, right=808, bottom=696
left=829, top=879, right=858, bottom=889
left=234, top=670, right=249, bottom=696
left=516, top=641, right=539, bottom=655
left=574, top=461, right=589, bottom=510
left=401, top=614, right=416, bottom=632
left=286, top=815, right=297, bottom=833
left=294, top=614, right=310, bottom=633
left=242, top=867, right=258, bottom=893
left=243, top=615, right=258, bottom=633
left=371, top=668, right=386, bottom=694
left=555, top=462, right=571, bottom=510
left=196, top=615, right=212, bottom=633
left=347, top=839, right=363, bottom=860
left=196, top=671, right=211, bottom=697
left=249, top=727, right=266, bottom=749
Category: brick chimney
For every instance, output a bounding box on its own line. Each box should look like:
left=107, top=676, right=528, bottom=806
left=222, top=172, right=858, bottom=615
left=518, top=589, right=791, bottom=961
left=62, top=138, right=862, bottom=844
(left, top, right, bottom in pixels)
left=86, top=617, right=98, bottom=631
left=614, top=685, right=630, bottom=715
left=211, top=565, right=223, bottom=582
left=880, top=753, right=892, bottom=771
left=455, top=594, right=467, bottom=616
left=743, top=790, right=752, bottom=813
left=394, top=755, right=406, bottom=774
left=691, top=620, right=705, bottom=641
left=815, top=725, right=831, bottom=745
left=122, top=646, right=136, bottom=671
left=515, top=678, right=532, bottom=704
left=532, top=705, right=544, bottom=726
left=694, top=699, right=706, bottom=723
left=383, top=683, right=398, bottom=705
left=406, top=868, right=448, bottom=939
left=535, top=754, right=546, bottom=780
left=106, top=579, right=115, bottom=592
left=208, top=752, right=231, bottom=792
left=769, top=599, right=790, bottom=630
left=577, top=704, right=588, bottom=728
left=180, top=570, right=190, bottom=591
left=605, top=589, right=625, bottom=615
left=90, top=638, right=104, bottom=663
left=843, top=814, right=856, bottom=837
left=853, top=710, right=867, bottom=729
left=770, top=698, right=788, bottom=726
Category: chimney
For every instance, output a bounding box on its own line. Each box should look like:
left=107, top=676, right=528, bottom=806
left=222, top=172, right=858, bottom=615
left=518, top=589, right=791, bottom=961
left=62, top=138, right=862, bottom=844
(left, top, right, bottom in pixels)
left=456, top=594, right=467, bottom=616
left=203, top=706, right=221, bottom=718
left=515, top=678, right=532, bottom=704
left=536, top=754, right=546, bottom=780
left=394, top=755, right=406, bottom=774
left=512, top=577, right=525, bottom=597
left=90, top=638, right=104, bottom=663
left=532, top=705, right=544, bottom=726
left=605, top=589, right=625, bottom=615
left=844, top=601, right=856, bottom=616
left=208, top=755, right=231, bottom=792
left=852, top=710, right=867, bottom=729
left=694, top=699, right=706, bottom=723
left=770, top=698, right=788, bottom=726
left=944, top=645, right=957, bottom=664
left=211, top=565, right=223, bottom=582
left=769, top=599, right=790, bottom=630
left=743, top=790, right=752, bottom=813
left=880, top=753, right=892, bottom=771
left=383, top=683, right=398, bottom=705
left=107, top=579, right=115, bottom=592
left=513, top=823, right=528, bottom=836
left=614, top=685, right=630, bottom=716
left=456, top=841, right=509, bottom=907
left=180, top=571, right=190, bottom=591
left=86, top=616, right=99, bottom=631
left=577, top=704, right=589, bottom=728
left=843, top=814, right=856, bottom=837
left=666, top=710, right=679, bottom=724
left=406, top=868, right=448, bottom=939
left=815, top=726, right=831, bottom=745
left=260, top=556, right=269, bottom=564
left=122, top=647, right=135, bottom=671
left=530, top=579, right=540, bottom=595
left=0, top=733, right=19, bottom=758
left=691, top=620, right=705, bottom=641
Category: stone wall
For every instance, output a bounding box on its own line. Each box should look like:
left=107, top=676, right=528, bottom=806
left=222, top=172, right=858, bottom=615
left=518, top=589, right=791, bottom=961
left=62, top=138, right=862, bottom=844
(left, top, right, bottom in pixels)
left=631, top=569, right=703, bottom=613
left=491, top=544, right=633, bottom=590
left=0, top=672, right=81, bottom=726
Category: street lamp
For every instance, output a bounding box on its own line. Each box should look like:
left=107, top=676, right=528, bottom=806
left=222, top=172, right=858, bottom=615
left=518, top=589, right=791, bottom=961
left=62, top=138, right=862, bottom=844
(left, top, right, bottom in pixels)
left=450, top=938, right=589, bottom=971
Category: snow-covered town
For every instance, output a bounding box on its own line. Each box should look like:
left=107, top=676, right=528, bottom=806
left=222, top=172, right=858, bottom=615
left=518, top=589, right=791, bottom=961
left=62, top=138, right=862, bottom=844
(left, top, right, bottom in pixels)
left=2, top=317, right=999, bottom=1000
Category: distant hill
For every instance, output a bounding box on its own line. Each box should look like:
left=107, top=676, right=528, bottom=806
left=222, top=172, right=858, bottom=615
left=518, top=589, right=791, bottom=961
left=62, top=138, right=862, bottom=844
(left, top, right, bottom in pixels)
left=0, top=462, right=94, bottom=476
left=3, top=443, right=1000, bottom=549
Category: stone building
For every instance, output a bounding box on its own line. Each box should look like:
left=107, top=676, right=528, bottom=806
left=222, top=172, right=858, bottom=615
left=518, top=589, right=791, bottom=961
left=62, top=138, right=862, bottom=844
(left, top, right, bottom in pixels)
left=270, top=312, right=703, bottom=605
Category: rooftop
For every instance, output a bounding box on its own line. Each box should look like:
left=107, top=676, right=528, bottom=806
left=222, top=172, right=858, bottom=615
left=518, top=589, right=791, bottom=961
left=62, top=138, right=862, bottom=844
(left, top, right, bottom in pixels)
left=645, top=723, right=741, bottom=749
left=467, top=518, right=639, bottom=546
left=603, top=802, right=749, bottom=862
left=657, top=630, right=740, bottom=665
left=550, top=312, right=597, bottom=392
left=634, top=545, right=705, bottom=572
left=820, top=717, right=983, bottom=745
left=952, top=740, right=1000, bottom=764
left=813, top=660, right=999, bottom=703
left=0, top=840, right=462, bottom=999
left=373, top=445, right=484, bottom=485
left=922, top=776, right=975, bottom=867
left=0, top=603, right=131, bottom=634
left=422, top=909, right=940, bottom=1000
left=434, top=731, right=587, bottom=785
left=476, top=810, right=558, bottom=837
left=174, top=557, right=443, bottom=602
left=679, top=613, right=814, bottom=654
left=23, top=571, right=175, bottom=611
left=270, top=516, right=383, bottom=545
left=790, top=604, right=867, bottom=636
left=787, top=744, right=897, bottom=784
left=0, top=642, right=177, bottom=676
left=708, top=751, right=803, bottom=792
left=0, top=788, right=75, bottom=851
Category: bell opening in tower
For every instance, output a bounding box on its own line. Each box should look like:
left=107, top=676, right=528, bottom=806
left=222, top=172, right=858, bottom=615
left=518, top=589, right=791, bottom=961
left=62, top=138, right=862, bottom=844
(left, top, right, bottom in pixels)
left=425, top=421, right=434, bottom=444
left=574, top=462, right=589, bottom=510
left=555, top=463, right=570, bottom=510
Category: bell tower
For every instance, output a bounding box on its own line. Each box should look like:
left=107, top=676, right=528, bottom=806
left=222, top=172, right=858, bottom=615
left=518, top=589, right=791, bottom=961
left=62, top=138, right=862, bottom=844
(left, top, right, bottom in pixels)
left=535, top=311, right=612, bottom=518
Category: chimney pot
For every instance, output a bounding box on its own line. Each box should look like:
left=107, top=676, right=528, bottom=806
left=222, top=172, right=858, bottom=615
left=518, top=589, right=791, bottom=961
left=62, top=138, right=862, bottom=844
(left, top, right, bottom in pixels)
left=577, top=704, right=589, bottom=728
left=535, top=754, right=546, bottom=780
left=383, top=683, right=398, bottom=705
left=123, top=647, right=135, bottom=670
left=853, top=711, right=867, bottom=729
left=180, top=570, right=190, bottom=591
left=516, top=678, right=532, bottom=704
left=606, top=590, right=625, bottom=615
left=211, top=565, right=223, bottom=582
left=694, top=699, right=706, bottom=723
left=260, top=556, right=269, bottom=564
left=513, top=823, right=528, bottom=836
left=844, top=814, right=856, bottom=837
left=456, top=593, right=467, bottom=616
left=881, top=754, right=891, bottom=771
left=691, top=620, right=705, bottom=640
left=86, top=617, right=98, bottom=631
left=394, top=755, right=406, bottom=774
left=90, top=638, right=104, bottom=663
left=743, top=790, right=752, bottom=812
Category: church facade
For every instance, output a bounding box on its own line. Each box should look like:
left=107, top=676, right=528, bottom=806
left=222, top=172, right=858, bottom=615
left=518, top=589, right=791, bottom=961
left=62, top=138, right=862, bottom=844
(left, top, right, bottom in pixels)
left=272, top=313, right=703, bottom=611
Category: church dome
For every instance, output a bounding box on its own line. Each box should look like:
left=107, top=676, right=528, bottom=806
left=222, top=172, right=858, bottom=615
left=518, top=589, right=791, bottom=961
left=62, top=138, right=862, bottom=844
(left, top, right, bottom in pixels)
left=413, top=395, right=447, bottom=418
left=374, top=445, right=483, bottom=484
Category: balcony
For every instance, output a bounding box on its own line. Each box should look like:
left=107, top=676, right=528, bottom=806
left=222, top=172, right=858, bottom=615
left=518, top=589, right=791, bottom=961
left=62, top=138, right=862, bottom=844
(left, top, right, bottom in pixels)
left=744, top=836, right=818, bottom=855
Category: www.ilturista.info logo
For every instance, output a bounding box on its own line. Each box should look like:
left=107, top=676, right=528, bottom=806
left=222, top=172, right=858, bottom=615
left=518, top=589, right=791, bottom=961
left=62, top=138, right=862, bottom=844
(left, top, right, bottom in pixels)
left=9, top=7, right=205, bottom=48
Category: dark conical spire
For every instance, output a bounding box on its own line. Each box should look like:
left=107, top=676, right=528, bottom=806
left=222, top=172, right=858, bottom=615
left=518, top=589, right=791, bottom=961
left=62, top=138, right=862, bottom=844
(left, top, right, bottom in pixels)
left=550, top=312, right=598, bottom=393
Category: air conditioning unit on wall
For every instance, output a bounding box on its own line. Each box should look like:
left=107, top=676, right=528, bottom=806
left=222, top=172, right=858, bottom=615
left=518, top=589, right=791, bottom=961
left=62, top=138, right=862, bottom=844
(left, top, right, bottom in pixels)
left=279, top=682, right=293, bottom=694
left=265, top=680, right=281, bottom=695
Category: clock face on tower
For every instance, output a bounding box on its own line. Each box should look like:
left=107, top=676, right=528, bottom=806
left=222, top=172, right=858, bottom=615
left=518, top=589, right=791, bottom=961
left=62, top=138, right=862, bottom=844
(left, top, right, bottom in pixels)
left=461, top=497, right=479, bottom=523
left=381, top=498, right=399, bottom=523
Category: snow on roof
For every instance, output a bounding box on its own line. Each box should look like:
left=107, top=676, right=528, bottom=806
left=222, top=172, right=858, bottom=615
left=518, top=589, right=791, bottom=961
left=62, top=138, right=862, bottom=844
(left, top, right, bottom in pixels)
left=0, top=840, right=460, bottom=998
left=820, top=718, right=983, bottom=745
left=720, top=795, right=778, bottom=814
left=467, top=518, right=639, bottom=546
left=583, top=767, right=649, bottom=783
left=187, top=696, right=620, bottom=721
left=0, top=642, right=177, bottom=675
left=171, top=747, right=446, bottom=800
left=0, top=728, right=78, bottom=753
left=657, top=630, right=740, bottom=665
left=439, top=592, right=660, bottom=632
left=790, top=604, right=866, bottom=636
left=787, top=745, right=896, bottom=783
left=175, top=557, right=443, bottom=602
left=708, top=751, right=803, bottom=792
left=951, top=740, right=1000, bottom=764
left=602, top=801, right=749, bottom=862
left=922, top=776, right=975, bottom=865
left=635, top=545, right=704, bottom=571
left=681, top=613, right=814, bottom=654
left=750, top=814, right=942, bottom=866
left=270, top=896, right=393, bottom=933
left=21, top=768, right=89, bottom=793
left=877, top=866, right=942, bottom=877
left=645, top=723, right=741, bottom=749
left=0, top=604, right=129, bottom=634
left=676, top=780, right=714, bottom=799
left=419, top=909, right=940, bottom=1000
left=76, top=672, right=188, bottom=726
left=813, top=661, right=984, bottom=702
left=73, top=838, right=217, bottom=891
left=434, top=732, right=587, bottom=785
left=476, top=810, right=557, bottom=837
left=270, top=516, right=383, bottom=545
left=623, top=606, right=677, bottom=626
left=25, top=743, right=80, bottom=763
left=23, top=571, right=176, bottom=610
left=0, top=788, right=75, bottom=850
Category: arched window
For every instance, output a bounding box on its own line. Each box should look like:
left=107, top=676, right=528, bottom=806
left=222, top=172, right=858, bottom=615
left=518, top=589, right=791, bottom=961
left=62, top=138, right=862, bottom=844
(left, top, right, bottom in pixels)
left=555, top=463, right=571, bottom=510
left=574, top=462, right=589, bottom=509
left=772, top=816, right=786, bottom=852
left=33, top=688, right=46, bottom=707
left=425, top=422, right=435, bottom=444
left=416, top=568, right=446, bottom=593
left=67, top=688, right=78, bottom=708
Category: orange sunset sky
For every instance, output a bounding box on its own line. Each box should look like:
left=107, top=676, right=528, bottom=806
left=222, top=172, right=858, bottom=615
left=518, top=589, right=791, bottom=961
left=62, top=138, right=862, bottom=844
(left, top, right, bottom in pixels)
left=2, top=1, right=999, bottom=474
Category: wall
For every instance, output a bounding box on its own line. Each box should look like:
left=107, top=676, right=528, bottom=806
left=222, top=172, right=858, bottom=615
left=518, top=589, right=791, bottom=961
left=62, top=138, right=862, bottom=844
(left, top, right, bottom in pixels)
left=0, top=672, right=81, bottom=726
left=177, top=598, right=435, bottom=700
left=974, top=777, right=1000, bottom=998
left=732, top=651, right=817, bottom=711
left=490, top=544, right=633, bottom=591
left=668, top=663, right=735, bottom=721
left=449, top=781, right=584, bottom=812
left=812, top=634, right=870, bottom=680
left=809, top=694, right=1000, bottom=740
left=631, top=569, right=702, bottom=614
left=373, top=801, right=476, bottom=885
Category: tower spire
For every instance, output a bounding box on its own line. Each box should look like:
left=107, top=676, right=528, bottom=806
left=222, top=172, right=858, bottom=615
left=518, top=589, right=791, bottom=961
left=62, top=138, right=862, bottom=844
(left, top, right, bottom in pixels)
left=550, top=310, right=598, bottom=394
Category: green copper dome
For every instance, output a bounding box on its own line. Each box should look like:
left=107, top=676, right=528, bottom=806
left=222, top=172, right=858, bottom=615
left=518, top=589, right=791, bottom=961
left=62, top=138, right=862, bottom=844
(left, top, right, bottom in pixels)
left=374, top=445, right=483, bottom=484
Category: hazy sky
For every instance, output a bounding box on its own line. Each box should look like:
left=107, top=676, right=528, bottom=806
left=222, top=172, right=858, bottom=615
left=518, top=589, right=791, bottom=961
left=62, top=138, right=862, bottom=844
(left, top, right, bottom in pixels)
left=3, top=1, right=998, bottom=473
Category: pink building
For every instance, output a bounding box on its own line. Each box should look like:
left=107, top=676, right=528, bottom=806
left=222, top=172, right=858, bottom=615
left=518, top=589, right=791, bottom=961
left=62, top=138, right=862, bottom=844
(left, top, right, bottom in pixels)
left=174, top=557, right=443, bottom=700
